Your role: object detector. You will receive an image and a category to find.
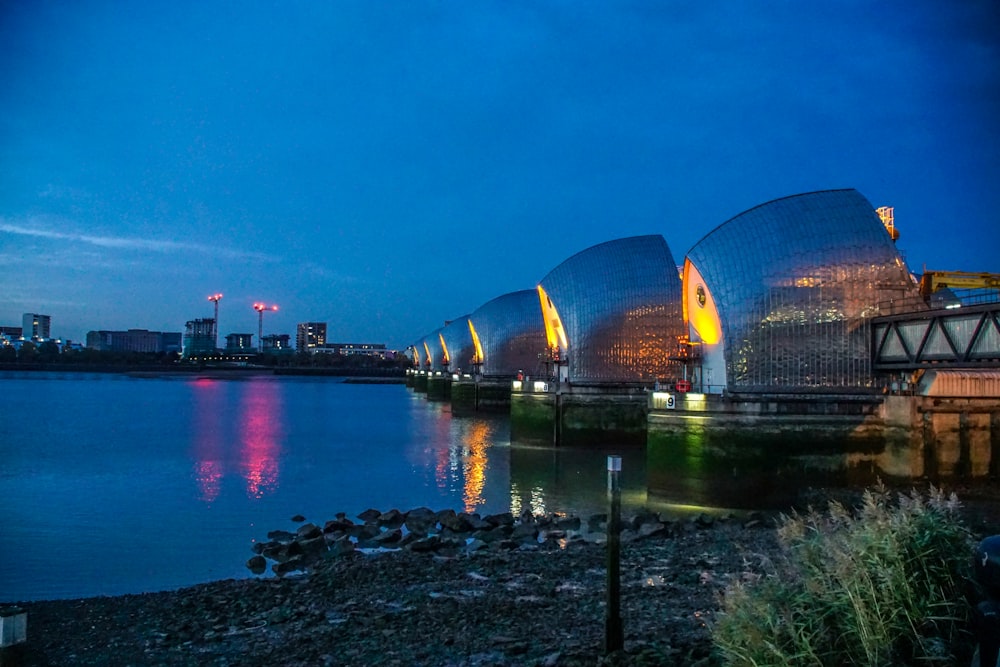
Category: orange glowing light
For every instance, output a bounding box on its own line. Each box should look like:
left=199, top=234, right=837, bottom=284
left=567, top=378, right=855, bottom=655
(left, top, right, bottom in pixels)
left=423, top=341, right=432, bottom=367
left=683, top=259, right=722, bottom=345
left=438, top=333, right=450, bottom=365
left=537, top=285, right=568, bottom=352
left=468, top=319, right=484, bottom=364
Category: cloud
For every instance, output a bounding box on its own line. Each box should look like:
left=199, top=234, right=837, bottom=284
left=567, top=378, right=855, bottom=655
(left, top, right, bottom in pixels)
left=0, top=219, right=277, bottom=262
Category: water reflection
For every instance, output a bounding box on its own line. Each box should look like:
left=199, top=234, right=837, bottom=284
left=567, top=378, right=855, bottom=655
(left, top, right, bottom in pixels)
left=453, top=419, right=493, bottom=513
left=239, top=380, right=284, bottom=499
left=190, top=378, right=286, bottom=502
left=508, top=445, right=647, bottom=518
left=192, top=378, right=224, bottom=503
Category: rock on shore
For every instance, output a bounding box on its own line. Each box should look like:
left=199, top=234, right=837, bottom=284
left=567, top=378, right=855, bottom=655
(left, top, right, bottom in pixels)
left=11, top=488, right=999, bottom=666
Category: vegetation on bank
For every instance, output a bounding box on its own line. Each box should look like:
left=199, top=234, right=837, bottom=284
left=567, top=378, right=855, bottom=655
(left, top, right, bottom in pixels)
left=712, top=485, right=976, bottom=666
left=0, top=342, right=412, bottom=373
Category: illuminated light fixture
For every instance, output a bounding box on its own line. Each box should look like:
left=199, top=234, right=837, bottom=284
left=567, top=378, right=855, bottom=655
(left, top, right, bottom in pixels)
left=468, top=319, right=484, bottom=364
left=682, top=259, right=722, bottom=345
left=452, top=374, right=460, bottom=381
left=945, top=304, right=961, bottom=310
left=533, top=380, right=549, bottom=393
left=423, top=341, right=432, bottom=366
left=537, top=285, right=568, bottom=352
left=684, top=393, right=706, bottom=401
left=438, top=333, right=450, bottom=365
left=512, top=380, right=523, bottom=391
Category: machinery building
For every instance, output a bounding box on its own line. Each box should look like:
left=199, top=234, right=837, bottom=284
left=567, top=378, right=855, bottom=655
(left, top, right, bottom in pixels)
left=466, top=290, right=548, bottom=378
left=439, top=315, right=475, bottom=374
left=418, top=327, right=447, bottom=371
left=536, top=235, right=686, bottom=384
left=683, top=189, right=918, bottom=393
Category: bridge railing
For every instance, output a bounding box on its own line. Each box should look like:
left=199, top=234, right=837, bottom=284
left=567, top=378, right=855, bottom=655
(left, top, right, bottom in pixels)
left=875, top=288, right=999, bottom=316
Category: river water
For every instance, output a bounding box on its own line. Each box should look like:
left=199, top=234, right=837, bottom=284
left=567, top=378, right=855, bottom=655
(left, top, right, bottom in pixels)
left=1, top=372, right=659, bottom=602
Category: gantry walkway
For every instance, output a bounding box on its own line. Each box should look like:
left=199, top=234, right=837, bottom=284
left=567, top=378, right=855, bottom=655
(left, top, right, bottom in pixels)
left=871, top=295, right=1000, bottom=371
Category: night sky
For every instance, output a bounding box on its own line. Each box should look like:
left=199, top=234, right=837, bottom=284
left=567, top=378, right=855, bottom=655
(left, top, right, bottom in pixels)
left=2, top=2, right=998, bottom=348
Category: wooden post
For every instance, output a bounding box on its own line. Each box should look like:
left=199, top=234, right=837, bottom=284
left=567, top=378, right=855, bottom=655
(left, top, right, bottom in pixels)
left=605, top=455, right=623, bottom=654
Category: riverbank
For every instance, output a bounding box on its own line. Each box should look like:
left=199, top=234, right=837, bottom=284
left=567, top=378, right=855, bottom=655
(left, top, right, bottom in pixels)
left=8, top=488, right=999, bottom=666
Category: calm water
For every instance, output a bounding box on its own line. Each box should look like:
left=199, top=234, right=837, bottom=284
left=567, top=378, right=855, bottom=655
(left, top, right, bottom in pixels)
left=0, top=372, right=654, bottom=602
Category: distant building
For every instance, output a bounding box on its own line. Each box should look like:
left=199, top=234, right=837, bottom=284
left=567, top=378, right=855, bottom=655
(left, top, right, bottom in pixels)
left=183, top=318, right=216, bottom=357
left=296, top=322, right=327, bottom=351
left=316, top=342, right=389, bottom=358
left=22, top=313, right=51, bottom=341
left=262, top=333, right=292, bottom=353
left=225, top=333, right=255, bottom=354
left=86, top=329, right=183, bottom=353
left=0, top=326, right=22, bottom=339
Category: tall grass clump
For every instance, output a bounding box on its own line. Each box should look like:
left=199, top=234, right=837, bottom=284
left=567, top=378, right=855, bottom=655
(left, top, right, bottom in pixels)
left=713, top=485, right=975, bottom=666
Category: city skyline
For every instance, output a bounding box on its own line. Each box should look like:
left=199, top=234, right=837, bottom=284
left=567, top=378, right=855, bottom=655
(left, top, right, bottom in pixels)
left=2, top=3, right=998, bottom=348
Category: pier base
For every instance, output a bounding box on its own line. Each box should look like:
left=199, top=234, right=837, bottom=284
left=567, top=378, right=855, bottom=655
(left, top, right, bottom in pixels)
left=511, top=384, right=648, bottom=447
left=426, top=374, right=451, bottom=401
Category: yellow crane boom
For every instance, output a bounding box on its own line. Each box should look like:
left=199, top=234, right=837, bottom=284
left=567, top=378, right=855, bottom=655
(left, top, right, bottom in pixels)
left=919, top=270, right=1000, bottom=298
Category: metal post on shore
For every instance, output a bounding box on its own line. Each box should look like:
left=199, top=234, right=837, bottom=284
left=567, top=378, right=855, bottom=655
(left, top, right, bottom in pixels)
left=605, top=454, right=623, bottom=654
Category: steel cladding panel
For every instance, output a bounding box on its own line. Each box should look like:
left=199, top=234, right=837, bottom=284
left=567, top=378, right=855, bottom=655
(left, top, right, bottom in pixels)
left=685, top=189, right=918, bottom=391
left=468, top=290, right=547, bottom=377
left=538, top=235, right=684, bottom=383
left=440, top=315, right=475, bottom=373
left=421, top=328, right=445, bottom=370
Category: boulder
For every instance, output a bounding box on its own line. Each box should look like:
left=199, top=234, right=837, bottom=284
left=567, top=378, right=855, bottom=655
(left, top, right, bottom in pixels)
left=461, top=512, right=491, bottom=531
left=246, top=555, right=267, bottom=574
left=407, top=535, right=441, bottom=552
left=484, top=512, right=515, bottom=527
left=272, top=556, right=305, bottom=576
left=324, top=518, right=354, bottom=533
left=267, top=530, right=296, bottom=543
left=378, top=509, right=405, bottom=527
left=405, top=507, right=436, bottom=522
left=357, top=508, right=382, bottom=523
left=636, top=522, right=669, bottom=540
left=510, top=522, right=539, bottom=543
left=473, top=524, right=513, bottom=543
left=439, top=512, right=474, bottom=533
left=326, top=536, right=355, bottom=557
left=296, top=523, right=322, bottom=540
left=291, top=514, right=306, bottom=523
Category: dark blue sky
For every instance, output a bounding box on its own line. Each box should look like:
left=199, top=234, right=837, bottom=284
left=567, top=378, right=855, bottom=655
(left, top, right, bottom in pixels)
left=2, top=1, right=998, bottom=348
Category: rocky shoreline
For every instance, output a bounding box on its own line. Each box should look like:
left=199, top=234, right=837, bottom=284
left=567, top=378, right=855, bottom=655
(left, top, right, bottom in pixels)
left=8, top=489, right=1000, bottom=666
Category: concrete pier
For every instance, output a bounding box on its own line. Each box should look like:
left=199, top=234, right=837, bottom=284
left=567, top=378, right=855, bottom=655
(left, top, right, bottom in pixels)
left=426, top=371, right=451, bottom=401
left=511, top=382, right=649, bottom=447
left=412, top=371, right=429, bottom=393
left=647, top=383, right=1000, bottom=490
left=451, top=377, right=513, bottom=414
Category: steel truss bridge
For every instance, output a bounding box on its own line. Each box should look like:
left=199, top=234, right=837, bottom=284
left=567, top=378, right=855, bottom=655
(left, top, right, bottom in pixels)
left=872, top=301, right=1000, bottom=371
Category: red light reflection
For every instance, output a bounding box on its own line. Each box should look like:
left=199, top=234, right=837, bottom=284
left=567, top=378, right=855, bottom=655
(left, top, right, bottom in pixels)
left=239, top=380, right=284, bottom=499
left=192, top=378, right=224, bottom=503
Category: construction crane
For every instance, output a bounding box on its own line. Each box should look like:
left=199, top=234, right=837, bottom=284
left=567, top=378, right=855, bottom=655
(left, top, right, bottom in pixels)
left=207, top=293, right=223, bottom=350
left=919, top=271, right=1000, bottom=299
left=253, top=302, right=278, bottom=352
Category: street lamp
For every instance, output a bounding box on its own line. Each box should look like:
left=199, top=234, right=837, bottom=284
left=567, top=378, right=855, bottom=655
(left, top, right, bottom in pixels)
left=253, top=302, right=278, bottom=352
